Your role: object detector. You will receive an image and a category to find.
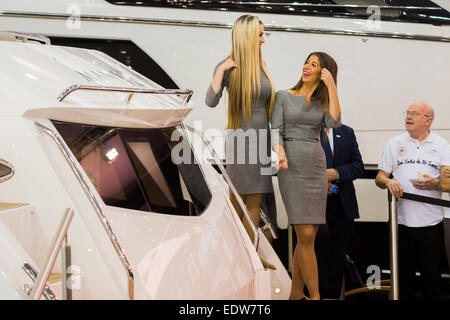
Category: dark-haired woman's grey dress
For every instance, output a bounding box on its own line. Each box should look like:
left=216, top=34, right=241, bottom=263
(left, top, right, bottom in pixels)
left=271, top=90, right=341, bottom=224
left=205, top=63, right=273, bottom=195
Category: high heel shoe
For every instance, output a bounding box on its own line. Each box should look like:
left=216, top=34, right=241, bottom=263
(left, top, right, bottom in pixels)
left=298, top=296, right=310, bottom=301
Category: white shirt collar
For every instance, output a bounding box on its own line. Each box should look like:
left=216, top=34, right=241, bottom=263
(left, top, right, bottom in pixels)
left=326, top=128, right=334, bottom=153
left=406, top=130, right=434, bottom=144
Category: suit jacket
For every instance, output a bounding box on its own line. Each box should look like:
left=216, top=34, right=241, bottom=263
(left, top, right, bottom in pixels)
left=321, top=125, right=364, bottom=220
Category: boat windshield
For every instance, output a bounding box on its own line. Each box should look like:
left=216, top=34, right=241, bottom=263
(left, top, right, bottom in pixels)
left=53, top=121, right=212, bottom=216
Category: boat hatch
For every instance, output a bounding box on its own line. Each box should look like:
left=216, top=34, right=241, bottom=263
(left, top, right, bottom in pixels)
left=52, top=121, right=212, bottom=216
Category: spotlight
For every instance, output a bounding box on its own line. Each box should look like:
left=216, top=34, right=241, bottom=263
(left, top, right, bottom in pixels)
left=103, top=146, right=119, bottom=164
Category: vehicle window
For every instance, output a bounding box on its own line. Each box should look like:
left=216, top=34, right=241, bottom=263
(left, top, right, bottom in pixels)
left=53, top=121, right=212, bottom=216
left=105, top=0, right=450, bottom=25
left=48, top=37, right=179, bottom=89
left=0, top=159, right=14, bottom=183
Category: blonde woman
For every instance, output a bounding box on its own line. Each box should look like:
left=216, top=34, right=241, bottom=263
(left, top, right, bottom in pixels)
left=205, top=15, right=275, bottom=268
left=271, top=52, right=342, bottom=299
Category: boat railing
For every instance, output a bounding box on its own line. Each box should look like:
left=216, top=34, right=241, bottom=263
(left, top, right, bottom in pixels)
left=57, top=84, right=193, bottom=106
left=26, top=208, right=74, bottom=300
left=260, top=208, right=277, bottom=240
left=388, top=191, right=450, bottom=300
left=183, top=124, right=260, bottom=249
left=22, top=263, right=57, bottom=300
left=35, top=121, right=135, bottom=300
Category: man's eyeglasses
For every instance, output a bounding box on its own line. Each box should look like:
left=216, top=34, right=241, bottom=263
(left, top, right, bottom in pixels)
left=404, top=111, right=431, bottom=118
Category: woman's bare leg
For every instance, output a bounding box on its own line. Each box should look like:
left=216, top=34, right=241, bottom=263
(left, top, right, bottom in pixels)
left=293, top=224, right=320, bottom=300
left=230, top=193, right=245, bottom=220
left=289, top=245, right=307, bottom=300
left=230, top=193, right=261, bottom=243
left=245, top=194, right=276, bottom=270
left=244, top=194, right=262, bottom=228
left=230, top=193, right=276, bottom=270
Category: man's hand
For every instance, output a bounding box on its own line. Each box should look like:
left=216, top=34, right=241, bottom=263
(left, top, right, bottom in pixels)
left=327, top=182, right=333, bottom=195
left=412, top=174, right=439, bottom=191
left=376, top=170, right=403, bottom=198
left=441, top=166, right=450, bottom=192
left=327, top=168, right=338, bottom=182
left=386, top=179, right=403, bottom=198
left=443, top=167, right=450, bottom=179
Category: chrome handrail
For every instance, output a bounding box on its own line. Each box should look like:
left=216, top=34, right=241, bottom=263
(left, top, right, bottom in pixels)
left=387, top=193, right=399, bottom=300
left=57, top=84, right=193, bottom=105
left=61, top=234, right=71, bottom=300
left=35, top=121, right=134, bottom=300
left=22, top=263, right=57, bottom=300
left=30, top=208, right=74, bottom=300
left=0, top=158, right=15, bottom=183
left=183, top=124, right=259, bottom=249
left=260, top=209, right=277, bottom=240
left=1, top=12, right=448, bottom=43
left=387, top=191, right=450, bottom=300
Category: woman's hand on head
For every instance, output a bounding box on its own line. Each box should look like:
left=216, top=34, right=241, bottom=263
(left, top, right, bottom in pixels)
left=320, top=68, right=336, bottom=89
left=210, top=58, right=238, bottom=93
left=220, top=58, right=239, bottom=72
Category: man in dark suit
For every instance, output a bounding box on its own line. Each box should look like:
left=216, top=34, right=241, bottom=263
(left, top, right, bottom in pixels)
left=315, top=124, right=364, bottom=299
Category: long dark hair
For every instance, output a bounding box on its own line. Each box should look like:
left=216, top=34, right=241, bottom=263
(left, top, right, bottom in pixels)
left=291, top=52, right=338, bottom=114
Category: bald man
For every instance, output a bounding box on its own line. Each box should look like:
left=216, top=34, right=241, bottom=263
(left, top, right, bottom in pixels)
left=376, top=102, right=448, bottom=299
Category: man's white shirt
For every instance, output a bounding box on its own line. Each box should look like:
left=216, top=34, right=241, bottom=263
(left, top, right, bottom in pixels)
left=378, top=131, right=448, bottom=227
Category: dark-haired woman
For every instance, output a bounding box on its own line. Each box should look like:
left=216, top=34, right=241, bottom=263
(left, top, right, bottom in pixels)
left=271, top=52, right=342, bottom=300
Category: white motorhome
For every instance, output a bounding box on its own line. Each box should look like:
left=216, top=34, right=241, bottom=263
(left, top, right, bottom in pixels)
left=0, top=0, right=449, bottom=296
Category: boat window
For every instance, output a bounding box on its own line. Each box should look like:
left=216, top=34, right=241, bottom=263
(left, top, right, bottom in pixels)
left=0, top=159, right=14, bottom=183
left=105, top=1, right=450, bottom=25
left=52, top=121, right=212, bottom=216
left=48, top=38, right=179, bottom=90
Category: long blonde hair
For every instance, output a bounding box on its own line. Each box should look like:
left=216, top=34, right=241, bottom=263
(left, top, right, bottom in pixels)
left=227, top=15, right=275, bottom=130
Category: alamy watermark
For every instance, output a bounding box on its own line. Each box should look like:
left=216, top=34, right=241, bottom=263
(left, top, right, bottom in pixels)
left=366, top=5, right=381, bottom=30
left=366, top=264, right=382, bottom=290
left=66, top=4, right=81, bottom=30
left=171, top=121, right=277, bottom=176
left=66, top=265, right=81, bottom=291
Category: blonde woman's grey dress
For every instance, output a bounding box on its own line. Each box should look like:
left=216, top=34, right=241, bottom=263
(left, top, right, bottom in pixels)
left=271, top=90, right=341, bottom=224
left=205, top=63, right=273, bottom=195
